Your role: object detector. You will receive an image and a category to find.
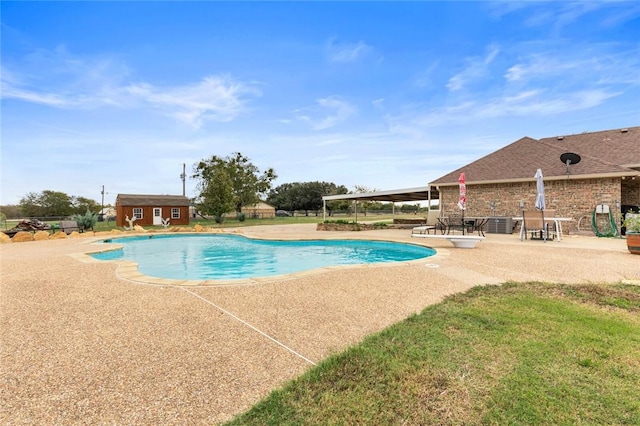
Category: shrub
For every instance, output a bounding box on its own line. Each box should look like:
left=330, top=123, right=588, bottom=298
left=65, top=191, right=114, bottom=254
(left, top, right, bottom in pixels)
left=236, top=212, right=246, bottom=222
left=72, top=210, right=98, bottom=231
left=623, top=210, right=640, bottom=233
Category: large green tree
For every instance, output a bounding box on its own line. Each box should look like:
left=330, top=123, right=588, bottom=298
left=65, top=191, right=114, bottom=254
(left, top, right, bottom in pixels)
left=17, top=191, right=101, bottom=218
left=267, top=181, right=348, bottom=215
left=193, top=152, right=277, bottom=213
left=19, top=190, right=75, bottom=217
left=197, top=168, right=235, bottom=222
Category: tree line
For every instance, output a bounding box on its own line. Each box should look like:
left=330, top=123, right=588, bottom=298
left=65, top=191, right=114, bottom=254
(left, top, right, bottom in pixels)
left=1, top=190, right=101, bottom=219
left=0, top=152, right=421, bottom=220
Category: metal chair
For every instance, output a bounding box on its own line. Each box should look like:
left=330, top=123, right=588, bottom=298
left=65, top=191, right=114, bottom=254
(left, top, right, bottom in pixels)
left=522, top=210, right=554, bottom=241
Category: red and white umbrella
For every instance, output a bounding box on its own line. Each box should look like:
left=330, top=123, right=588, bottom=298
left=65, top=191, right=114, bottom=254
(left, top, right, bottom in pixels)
left=457, top=172, right=466, bottom=211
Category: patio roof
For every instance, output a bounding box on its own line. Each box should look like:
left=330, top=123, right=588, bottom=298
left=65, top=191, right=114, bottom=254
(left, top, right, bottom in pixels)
left=322, top=186, right=439, bottom=203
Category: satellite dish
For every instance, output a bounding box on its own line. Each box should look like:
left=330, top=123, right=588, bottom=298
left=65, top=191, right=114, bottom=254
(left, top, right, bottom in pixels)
left=560, top=152, right=581, bottom=177
left=560, top=152, right=581, bottom=165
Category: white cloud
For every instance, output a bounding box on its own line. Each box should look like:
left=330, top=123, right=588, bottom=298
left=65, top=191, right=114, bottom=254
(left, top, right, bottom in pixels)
left=372, top=98, right=385, bottom=109
left=504, top=47, right=640, bottom=86
left=447, top=45, right=500, bottom=91
left=491, top=2, right=640, bottom=36
left=293, top=96, right=356, bottom=130
left=409, top=88, right=620, bottom=129
left=1, top=46, right=261, bottom=129
left=1, top=84, right=70, bottom=107
left=326, top=39, right=372, bottom=63
left=124, top=76, right=261, bottom=128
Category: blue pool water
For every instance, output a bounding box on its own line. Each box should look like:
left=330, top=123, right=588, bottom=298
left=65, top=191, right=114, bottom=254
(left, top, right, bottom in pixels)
left=91, top=234, right=435, bottom=280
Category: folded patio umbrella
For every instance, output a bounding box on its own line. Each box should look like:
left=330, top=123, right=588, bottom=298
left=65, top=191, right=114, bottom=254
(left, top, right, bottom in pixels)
left=535, top=168, right=545, bottom=211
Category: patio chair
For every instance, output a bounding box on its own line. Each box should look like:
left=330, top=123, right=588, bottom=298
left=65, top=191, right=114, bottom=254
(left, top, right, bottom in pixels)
left=411, top=210, right=439, bottom=235
left=522, top=210, right=554, bottom=241
left=441, top=214, right=465, bottom=235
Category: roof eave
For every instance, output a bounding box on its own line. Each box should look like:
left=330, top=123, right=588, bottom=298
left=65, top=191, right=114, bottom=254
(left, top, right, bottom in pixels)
left=431, top=171, right=639, bottom=187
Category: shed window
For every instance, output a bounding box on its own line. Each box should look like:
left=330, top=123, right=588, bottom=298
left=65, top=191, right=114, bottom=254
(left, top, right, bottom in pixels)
left=172, top=208, right=180, bottom=219
left=133, top=208, right=143, bottom=219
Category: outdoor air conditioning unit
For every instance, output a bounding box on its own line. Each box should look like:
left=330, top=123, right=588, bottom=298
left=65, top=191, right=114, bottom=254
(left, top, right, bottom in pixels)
left=487, top=217, right=514, bottom=234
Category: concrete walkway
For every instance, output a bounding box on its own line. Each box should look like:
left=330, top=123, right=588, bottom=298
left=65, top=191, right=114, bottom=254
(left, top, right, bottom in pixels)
left=1, top=225, right=638, bottom=424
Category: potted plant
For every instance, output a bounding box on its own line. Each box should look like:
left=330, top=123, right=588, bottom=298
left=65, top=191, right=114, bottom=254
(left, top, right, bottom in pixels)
left=623, top=211, right=640, bottom=255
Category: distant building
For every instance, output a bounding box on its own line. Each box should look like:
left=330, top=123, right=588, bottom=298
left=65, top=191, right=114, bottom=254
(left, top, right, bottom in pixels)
left=240, top=201, right=276, bottom=219
left=115, top=194, right=190, bottom=227
left=225, top=201, right=276, bottom=219
left=98, top=207, right=116, bottom=221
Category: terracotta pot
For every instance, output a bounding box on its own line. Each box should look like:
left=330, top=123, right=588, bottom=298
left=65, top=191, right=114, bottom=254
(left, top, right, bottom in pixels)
left=626, top=233, right=640, bottom=255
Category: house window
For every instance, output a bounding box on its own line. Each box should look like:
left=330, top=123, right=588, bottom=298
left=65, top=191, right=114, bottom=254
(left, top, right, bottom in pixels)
left=172, top=208, right=180, bottom=219
left=133, top=208, right=143, bottom=219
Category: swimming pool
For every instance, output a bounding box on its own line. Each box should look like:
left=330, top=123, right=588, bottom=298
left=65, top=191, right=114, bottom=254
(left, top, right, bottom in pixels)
left=91, top=234, right=435, bottom=280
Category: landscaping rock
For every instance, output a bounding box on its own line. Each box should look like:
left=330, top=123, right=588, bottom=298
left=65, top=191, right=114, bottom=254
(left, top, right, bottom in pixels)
left=0, top=233, right=12, bottom=244
left=317, top=223, right=388, bottom=231
left=12, top=231, right=34, bottom=242
left=33, top=231, right=50, bottom=241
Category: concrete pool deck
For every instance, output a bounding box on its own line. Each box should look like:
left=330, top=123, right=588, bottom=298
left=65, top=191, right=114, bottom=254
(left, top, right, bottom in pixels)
left=1, top=224, right=639, bottom=424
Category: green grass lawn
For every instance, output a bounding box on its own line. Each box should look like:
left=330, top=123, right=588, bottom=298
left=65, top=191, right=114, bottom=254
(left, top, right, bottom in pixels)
left=225, top=282, right=640, bottom=425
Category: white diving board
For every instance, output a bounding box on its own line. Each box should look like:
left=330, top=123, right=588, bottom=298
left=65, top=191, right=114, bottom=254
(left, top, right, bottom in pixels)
left=410, top=233, right=485, bottom=248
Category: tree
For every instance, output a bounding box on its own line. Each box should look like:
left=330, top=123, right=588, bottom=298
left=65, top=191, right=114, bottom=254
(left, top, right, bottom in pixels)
left=18, top=192, right=42, bottom=217
left=353, top=185, right=381, bottom=216
left=197, top=168, right=235, bottom=223
left=72, top=196, right=100, bottom=215
left=40, top=190, right=74, bottom=216
left=400, top=203, right=420, bottom=213
left=267, top=181, right=348, bottom=215
left=266, top=182, right=297, bottom=212
left=193, top=152, right=277, bottom=213
left=19, top=190, right=75, bottom=217
left=0, top=205, right=22, bottom=219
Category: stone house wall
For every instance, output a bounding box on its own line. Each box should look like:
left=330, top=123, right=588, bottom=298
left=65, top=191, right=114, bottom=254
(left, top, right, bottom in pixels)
left=437, top=177, right=626, bottom=233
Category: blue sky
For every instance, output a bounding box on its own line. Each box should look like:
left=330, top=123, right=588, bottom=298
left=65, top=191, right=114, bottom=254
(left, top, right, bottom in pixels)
left=2, top=1, right=639, bottom=206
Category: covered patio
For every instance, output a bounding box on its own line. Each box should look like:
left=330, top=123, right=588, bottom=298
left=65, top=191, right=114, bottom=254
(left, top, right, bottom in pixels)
left=321, top=185, right=440, bottom=222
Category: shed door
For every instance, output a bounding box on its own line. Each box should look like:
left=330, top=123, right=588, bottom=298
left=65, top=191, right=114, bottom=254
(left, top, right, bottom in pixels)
left=153, top=208, right=162, bottom=225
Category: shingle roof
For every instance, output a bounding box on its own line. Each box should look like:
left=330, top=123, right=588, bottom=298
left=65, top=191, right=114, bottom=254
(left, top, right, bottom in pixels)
left=116, top=194, right=190, bottom=206
left=430, top=126, right=640, bottom=186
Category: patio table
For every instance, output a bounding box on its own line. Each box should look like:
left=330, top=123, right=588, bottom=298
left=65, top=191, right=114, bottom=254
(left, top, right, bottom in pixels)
left=438, top=216, right=488, bottom=236
left=513, top=216, right=573, bottom=241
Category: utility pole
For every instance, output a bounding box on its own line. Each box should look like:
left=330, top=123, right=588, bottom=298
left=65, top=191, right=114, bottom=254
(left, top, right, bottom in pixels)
left=180, top=163, right=186, bottom=196
left=100, top=185, right=105, bottom=221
